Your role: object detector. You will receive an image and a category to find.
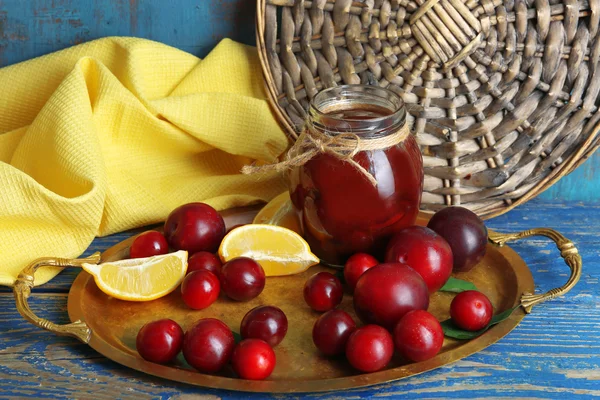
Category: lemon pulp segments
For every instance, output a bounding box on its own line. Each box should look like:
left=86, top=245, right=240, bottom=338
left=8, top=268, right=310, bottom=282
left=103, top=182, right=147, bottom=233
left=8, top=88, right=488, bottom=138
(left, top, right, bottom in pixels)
left=252, top=192, right=301, bottom=234
left=219, top=224, right=319, bottom=276
left=82, top=250, right=188, bottom=301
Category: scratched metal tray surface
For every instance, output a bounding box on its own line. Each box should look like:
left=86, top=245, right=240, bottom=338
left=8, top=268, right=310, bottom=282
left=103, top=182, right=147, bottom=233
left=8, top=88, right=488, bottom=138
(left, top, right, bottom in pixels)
left=65, top=207, right=561, bottom=393
left=12, top=205, right=581, bottom=393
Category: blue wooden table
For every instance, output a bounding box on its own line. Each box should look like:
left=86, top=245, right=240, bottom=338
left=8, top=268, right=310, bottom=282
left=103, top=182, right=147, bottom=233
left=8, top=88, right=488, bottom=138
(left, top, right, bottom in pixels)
left=1, top=0, right=600, bottom=397
left=1, top=198, right=599, bottom=398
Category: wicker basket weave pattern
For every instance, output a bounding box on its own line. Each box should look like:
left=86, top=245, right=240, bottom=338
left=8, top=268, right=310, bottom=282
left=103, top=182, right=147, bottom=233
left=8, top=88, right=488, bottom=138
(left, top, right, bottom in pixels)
left=257, top=0, right=600, bottom=218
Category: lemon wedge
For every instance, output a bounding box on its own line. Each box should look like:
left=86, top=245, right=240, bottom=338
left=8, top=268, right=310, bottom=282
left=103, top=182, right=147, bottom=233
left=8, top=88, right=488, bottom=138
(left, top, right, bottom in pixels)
left=218, top=224, right=320, bottom=276
left=82, top=250, right=188, bottom=301
left=253, top=191, right=301, bottom=234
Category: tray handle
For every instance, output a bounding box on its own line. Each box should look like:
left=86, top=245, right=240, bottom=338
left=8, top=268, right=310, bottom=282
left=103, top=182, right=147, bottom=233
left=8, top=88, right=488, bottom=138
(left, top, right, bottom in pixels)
left=13, top=253, right=101, bottom=343
left=488, top=228, right=581, bottom=314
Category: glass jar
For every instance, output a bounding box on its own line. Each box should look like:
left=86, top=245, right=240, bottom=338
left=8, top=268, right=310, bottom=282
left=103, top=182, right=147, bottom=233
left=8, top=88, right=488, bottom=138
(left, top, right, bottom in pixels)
left=289, top=85, right=423, bottom=264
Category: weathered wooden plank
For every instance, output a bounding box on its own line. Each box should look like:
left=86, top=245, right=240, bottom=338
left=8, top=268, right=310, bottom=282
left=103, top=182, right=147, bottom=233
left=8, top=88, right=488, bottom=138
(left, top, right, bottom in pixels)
left=0, top=0, right=256, bottom=67
left=1, top=293, right=599, bottom=398
left=1, top=200, right=600, bottom=397
left=540, top=155, right=600, bottom=203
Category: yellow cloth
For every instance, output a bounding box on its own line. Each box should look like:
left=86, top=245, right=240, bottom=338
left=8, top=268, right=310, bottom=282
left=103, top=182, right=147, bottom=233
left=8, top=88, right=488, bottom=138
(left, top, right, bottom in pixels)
left=0, top=37, right=289, bottom=286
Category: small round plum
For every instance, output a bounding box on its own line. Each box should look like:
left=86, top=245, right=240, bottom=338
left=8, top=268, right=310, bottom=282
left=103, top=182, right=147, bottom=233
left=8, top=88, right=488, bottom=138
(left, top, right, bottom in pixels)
left=427, top=206, right=487, bottom=272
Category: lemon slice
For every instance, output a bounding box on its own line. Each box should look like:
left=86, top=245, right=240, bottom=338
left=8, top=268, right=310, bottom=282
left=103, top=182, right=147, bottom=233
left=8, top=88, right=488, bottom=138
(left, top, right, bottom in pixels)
left=82, top=250, right=188, bottom=301
left=219, top=224, right=320, bottom=276
left=253, top=191, right=301, bottom=234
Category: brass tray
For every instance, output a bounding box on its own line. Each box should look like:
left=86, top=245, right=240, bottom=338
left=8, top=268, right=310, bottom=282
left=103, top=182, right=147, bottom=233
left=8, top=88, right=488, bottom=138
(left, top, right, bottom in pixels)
left=13, top=206, right=581, bottom=393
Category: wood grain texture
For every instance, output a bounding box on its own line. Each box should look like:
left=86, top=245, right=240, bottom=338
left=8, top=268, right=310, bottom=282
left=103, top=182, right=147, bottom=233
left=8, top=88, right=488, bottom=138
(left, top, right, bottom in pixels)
left=1, top=199, right=599, bottom=398
left=542, top=159, right=600, bottom=203
left=0, top=0, right=256, bottom=66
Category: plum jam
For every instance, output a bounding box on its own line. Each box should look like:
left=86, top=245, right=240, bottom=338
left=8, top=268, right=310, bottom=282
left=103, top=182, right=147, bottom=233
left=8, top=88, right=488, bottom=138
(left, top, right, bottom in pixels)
left=289, top=85, right=423, bottom=263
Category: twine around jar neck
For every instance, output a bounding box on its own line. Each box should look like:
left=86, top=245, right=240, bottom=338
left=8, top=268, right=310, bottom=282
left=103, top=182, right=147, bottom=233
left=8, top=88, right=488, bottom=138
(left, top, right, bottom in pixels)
left=241, top=123, right=410, bottom=186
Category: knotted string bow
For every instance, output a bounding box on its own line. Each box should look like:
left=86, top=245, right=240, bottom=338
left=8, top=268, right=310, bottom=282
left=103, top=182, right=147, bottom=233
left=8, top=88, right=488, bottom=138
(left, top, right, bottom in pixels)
left=242, top=123, right=410, bottom=186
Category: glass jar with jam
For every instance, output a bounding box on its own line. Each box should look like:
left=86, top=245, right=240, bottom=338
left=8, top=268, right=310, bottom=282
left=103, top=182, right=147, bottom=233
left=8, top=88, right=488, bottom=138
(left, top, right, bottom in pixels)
left=289, top=85, right=423, bottom=264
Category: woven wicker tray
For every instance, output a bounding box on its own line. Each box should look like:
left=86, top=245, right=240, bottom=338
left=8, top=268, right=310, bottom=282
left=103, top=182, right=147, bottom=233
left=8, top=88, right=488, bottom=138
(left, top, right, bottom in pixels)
left=256, top=0, right=600, bottom=218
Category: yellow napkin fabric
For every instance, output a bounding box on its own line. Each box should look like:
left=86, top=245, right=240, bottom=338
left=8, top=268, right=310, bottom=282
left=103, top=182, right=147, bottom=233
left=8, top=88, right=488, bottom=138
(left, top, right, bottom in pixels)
left=0, top=37, right=289, bottom=286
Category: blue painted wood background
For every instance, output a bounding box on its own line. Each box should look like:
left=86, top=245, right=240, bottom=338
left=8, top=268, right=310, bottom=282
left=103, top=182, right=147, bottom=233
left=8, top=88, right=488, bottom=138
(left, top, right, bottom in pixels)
left=0, top=0, right=598, bottom=202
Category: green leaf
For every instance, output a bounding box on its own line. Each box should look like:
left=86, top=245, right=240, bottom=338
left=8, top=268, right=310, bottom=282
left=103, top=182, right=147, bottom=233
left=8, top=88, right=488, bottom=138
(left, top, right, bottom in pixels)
left=233, top=331, right=243, bottom=344
left=441, top=305, right=519, bottom=340
left=439, top=277, right=478, bottom=293
left=440, top=320, right=485, bottom=340
left=489, top=306, right=520, bottom=325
